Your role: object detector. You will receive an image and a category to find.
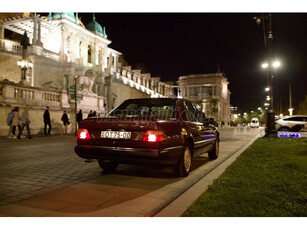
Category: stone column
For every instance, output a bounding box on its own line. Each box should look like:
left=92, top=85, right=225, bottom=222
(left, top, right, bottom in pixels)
left=32, top=16, right=37, bottom=45
left=60, top=29, right=66, bottom=62
left=0, top=25, right=4, bottom=39
left=96, top=74, right=105, bottom=97
left=104, top=75, right=113, bottom=112
left=114, top=55, right=119, bottom=72
left=37, top=19, right=42, bottom=46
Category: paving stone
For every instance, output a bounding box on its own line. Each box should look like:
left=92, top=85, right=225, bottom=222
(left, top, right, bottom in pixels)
left=0, top=136, right=100, bottom=207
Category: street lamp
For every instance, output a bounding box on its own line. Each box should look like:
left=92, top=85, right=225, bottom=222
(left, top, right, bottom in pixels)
left=17, top=60, right=33, bottom=81
left=261, top=63, right=269, bottom=69
left=18, top=31, right=32, bottom=85
left=255, top=13, right=276, bottom=135
left=272, top=61, right=281, bottom=68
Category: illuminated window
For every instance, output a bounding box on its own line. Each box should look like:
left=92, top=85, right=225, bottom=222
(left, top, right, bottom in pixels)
left=190, top=87, right=200, bottom=96
left=201, top=86, right=212, bottom=97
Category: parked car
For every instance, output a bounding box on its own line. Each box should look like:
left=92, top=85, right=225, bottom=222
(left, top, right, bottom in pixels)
left=75, top=98, right=219, bottom=177
left=250, top=118, right=259, bottom=128
left=275, top=115, right=307, bottom=132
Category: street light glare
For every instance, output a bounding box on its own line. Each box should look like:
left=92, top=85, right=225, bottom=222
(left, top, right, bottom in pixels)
left=273, top=61, right=281, bottom=68
left=261, top=63, right=269, bottom=69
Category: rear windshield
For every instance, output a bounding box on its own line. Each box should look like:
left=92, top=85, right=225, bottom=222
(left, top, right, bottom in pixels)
left=108, top=99, right=176, bottom=118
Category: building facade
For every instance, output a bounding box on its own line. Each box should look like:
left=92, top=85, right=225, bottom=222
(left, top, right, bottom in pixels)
left=0, top=13, right=173, bottom=135
left=176, top=72, right=231, bottom=125
left=0, top=13, right=231, bottom=136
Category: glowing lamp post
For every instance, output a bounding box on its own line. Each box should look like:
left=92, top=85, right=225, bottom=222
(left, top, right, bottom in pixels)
left=255, top=13, right=281, bottom=135
left=17, top=60, right=33, bottom=80
left=18, top=31, right=32, bottom=84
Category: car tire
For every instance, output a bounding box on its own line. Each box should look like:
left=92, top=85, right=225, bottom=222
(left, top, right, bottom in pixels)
left=98, top=160, right=119, bottom=172
left=290, top=125, right=303, bottom=132
left=208, top=139, right=219, bottom=160
left=279, top=127, right=290, bottom=131
left=174, top=143, right=192, bottom=177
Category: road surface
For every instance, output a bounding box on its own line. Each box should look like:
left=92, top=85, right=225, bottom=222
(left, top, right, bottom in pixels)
left=0, top=127, right=263, bottom=216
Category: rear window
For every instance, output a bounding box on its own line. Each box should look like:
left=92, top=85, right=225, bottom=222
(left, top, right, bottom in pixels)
left=283, top=117, right=305, bottom=121
left=108, top=99, right=176, bottom=118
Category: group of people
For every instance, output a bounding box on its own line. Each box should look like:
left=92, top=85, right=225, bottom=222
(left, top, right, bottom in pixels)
left=6, top=106, right=77, bottom=139
left=87, top=110, right=97, bottom=118
left=6, top=106, right=32, bottom=139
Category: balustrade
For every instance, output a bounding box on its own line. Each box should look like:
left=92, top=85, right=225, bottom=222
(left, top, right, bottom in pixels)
left=42, top=50, right=60, bottom=62
left=0, top=39, right=22, bottom=53
left=14, top=88, right=35, bottom=100
left=42, top=92, right=60, bottom=102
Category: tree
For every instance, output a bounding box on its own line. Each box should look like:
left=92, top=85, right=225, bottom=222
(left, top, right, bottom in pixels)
left=206, top=99, right=218, bottom=118
left=259, top=109, right=267, bottom=124
left=297, top=95, right=307, bottom=115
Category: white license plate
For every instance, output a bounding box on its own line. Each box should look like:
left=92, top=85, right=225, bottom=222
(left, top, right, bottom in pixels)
left=101, top=131, right=131, bottom=139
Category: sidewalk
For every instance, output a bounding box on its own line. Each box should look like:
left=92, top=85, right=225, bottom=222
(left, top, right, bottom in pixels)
left=0, top=133, right=76, bottom=143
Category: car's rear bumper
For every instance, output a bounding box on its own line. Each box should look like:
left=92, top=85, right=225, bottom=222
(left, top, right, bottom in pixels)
left=75, top=145, right=183, bottom=166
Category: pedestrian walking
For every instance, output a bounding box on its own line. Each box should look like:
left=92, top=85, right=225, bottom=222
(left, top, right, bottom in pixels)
left=43, top=106, right=52, bottom=135
left=61, top=111, right=70, bottom=135
left=6, top=109, right=14, bottom=138
left=11, top=107, right=21, bottom=139
left=17, top=107, right=32, bottom=139
left=87, top=110, right=93, bottom=118
left=92, top=111, right=97, bottom=117
left=77, top=109, right=83, bottom=124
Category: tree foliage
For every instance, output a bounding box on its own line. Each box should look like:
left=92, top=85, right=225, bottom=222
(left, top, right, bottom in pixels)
left=297, top=95, right=307, bottom=115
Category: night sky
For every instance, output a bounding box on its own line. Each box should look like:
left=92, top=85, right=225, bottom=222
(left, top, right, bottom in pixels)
left=47, top=13, right=307, bottom=113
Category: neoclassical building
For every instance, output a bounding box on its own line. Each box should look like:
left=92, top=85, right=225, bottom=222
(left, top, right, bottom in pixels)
left=0, top=13, right=231, bottom=136
left=0, top=13, right=173, bottom=135
left=176, top=71, right=231, bottom=124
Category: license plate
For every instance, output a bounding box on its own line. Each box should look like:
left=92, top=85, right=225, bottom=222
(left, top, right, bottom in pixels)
left=101, top=131, right=131, bottom=139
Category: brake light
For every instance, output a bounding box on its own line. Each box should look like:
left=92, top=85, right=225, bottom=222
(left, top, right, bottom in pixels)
left=78, top=129, right=91, bottom=140
left=142, top=130, right=164, bottom=142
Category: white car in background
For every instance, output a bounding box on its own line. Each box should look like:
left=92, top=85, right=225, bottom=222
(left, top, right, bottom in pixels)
left=250, top=118, right=259, bottom=128
left=275, top=115, right=307, bottom=132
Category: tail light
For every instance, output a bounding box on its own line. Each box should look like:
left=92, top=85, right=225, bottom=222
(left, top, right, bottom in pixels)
left=142, top=130, right=164, bottom=142
left=78, top=129, right=91, bottom=140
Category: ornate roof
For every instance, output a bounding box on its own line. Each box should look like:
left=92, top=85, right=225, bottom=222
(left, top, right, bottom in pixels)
left=85, top=14, right=107, bottom=39
left=48, top=12, right=81, bottom=25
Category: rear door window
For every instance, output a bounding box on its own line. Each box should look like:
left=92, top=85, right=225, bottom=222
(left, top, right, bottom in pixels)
left=183, top=101, right=197, bottom=122
left=284, top=117, right=303, bottom=121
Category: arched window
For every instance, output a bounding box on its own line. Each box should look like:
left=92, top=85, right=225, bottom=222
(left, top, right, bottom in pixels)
left=88, top=45, right=92, bottom=63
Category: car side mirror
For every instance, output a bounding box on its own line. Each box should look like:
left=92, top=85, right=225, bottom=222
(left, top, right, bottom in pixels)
left=203, top=118, right=217, bottom=127
left=203, top=118, right=211, bottom=125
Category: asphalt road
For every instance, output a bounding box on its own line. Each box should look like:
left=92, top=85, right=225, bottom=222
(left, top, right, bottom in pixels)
left=0, top=127, right=264, bottom=216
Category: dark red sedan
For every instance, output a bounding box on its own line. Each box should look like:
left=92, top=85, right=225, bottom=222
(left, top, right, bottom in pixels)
left=75, top=98, right=219, bottom=177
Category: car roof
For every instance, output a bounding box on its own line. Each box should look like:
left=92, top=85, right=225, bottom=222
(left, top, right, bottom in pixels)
left=124, top=97, right=191, bottom=103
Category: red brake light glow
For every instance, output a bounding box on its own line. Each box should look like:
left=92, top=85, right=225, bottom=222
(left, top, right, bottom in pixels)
left=78, top=129, right=91, bottom=140
left=142, top=130, right=164, bottom=142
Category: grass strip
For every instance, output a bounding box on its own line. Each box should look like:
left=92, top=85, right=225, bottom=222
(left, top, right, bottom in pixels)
left=182, top=137, right=307, bottom=217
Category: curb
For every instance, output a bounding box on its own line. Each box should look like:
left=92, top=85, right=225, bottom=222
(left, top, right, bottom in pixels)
left=155, top=132, right=261, bottom=217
